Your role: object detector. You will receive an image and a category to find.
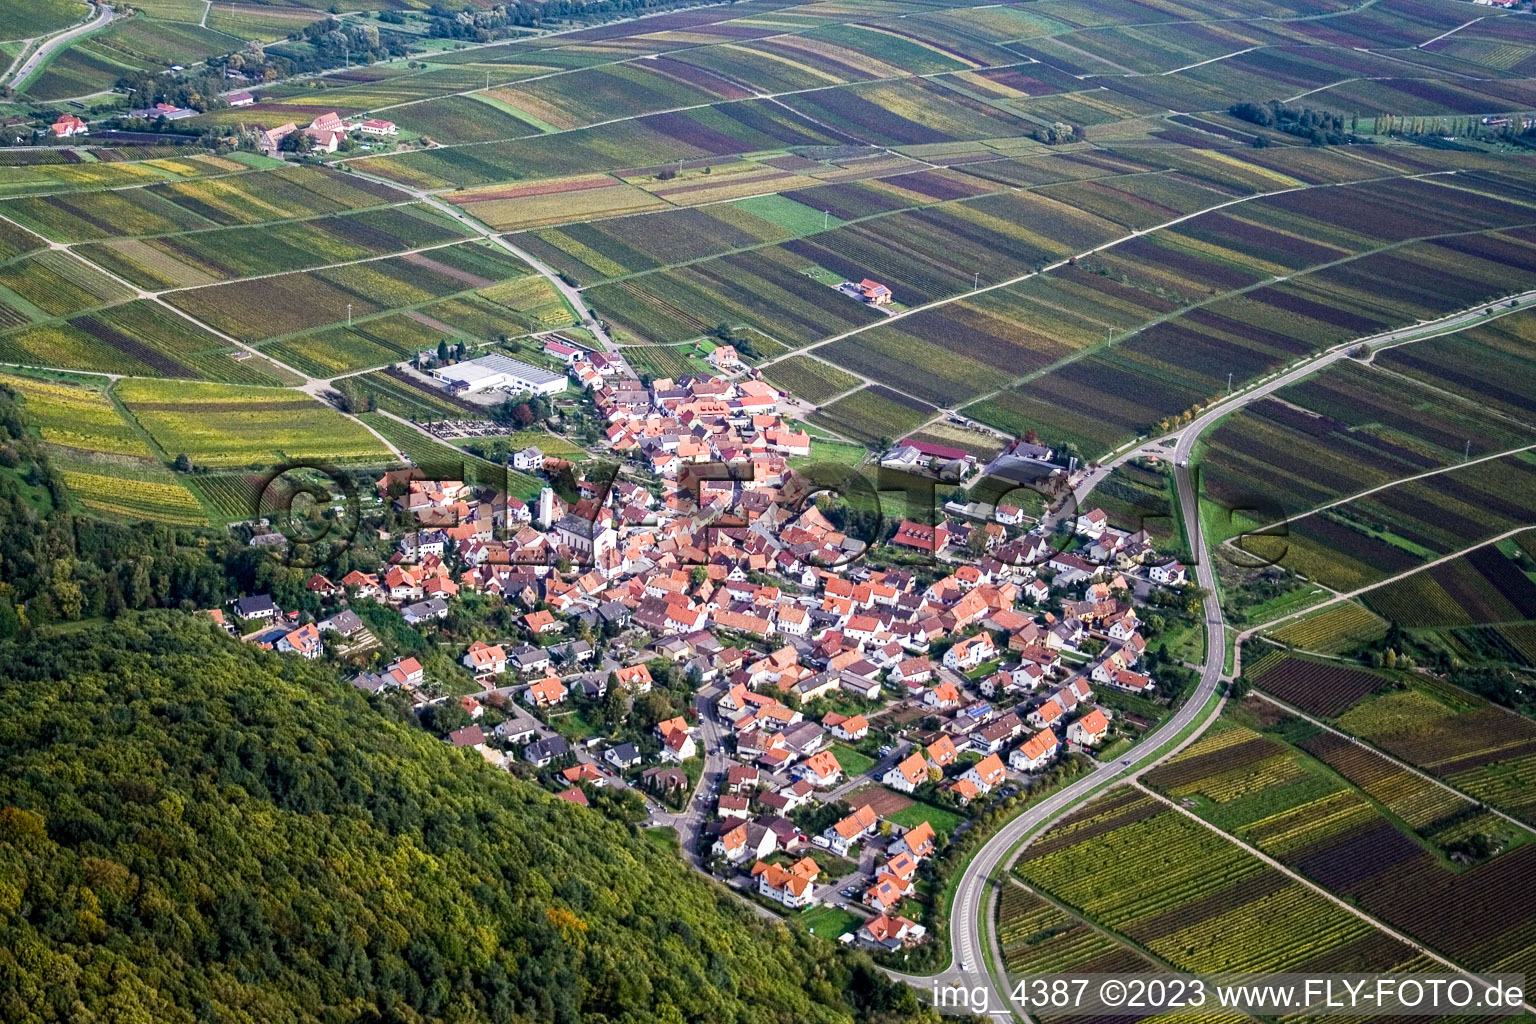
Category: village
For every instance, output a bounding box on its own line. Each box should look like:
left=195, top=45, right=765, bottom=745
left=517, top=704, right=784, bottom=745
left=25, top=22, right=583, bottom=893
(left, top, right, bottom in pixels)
left=211, top=333, right=1196, bottom=950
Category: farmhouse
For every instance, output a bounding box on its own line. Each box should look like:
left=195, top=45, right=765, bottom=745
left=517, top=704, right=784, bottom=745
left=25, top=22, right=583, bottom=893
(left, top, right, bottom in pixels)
left=434, top=354, right=568, bottom=397
left=51, top=115, right=87, bottom=138
left=355, top=118, right=398, bottom=135
left=857, top=279, right=892, bottom=305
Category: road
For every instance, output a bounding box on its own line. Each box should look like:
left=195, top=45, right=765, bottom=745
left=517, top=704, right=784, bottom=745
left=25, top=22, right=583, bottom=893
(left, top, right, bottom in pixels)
left=912, top=462, right=1227, bottom=1012
left=6, top=2, right=113, bottom=91
left=345, top=166, right=618, bottom=354
left=893, top=286, right=1536, bottom=1015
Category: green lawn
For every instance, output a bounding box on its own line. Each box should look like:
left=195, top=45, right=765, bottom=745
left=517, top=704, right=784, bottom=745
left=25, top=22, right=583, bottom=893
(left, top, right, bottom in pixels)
left=732, top=194, right=843, bottom=235
left=832, top=743, right=875, bottom=777
left=888, top=800, right=962, bottom=837
left=643, top=826, right=679, bottom=853
left=798, top=905, right=862, bottom=942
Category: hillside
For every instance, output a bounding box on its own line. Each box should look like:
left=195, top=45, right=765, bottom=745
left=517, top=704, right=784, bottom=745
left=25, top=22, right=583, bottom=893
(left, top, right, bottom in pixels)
left=0, top=614, right=927, bottom=1024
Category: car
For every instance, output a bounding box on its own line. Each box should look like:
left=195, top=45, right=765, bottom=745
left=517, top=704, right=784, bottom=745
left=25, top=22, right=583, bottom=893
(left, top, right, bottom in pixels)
left=959, top=960, right=971, bottom=971
left=877, top=745, right=892, bottom=756
left=1122, top=759, right=1132, bottom=766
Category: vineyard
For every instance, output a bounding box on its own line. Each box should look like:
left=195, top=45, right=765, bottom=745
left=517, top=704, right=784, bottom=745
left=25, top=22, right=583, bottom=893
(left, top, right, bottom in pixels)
left=116, top=380, right=392, bottom=469
left=1267, top=603, right=1389, bottom=654
left=1249, top=654, right=1389, bottom=718
left=1365, top=541, right=1536, bottom=628
left=186, top=473, right=266, bottom=525
left=997, top=884, right=1151, bottom=977
left=57, top=465, right=208, bottom=527
left=1016, top=790, right=1420, bottom=974
left=1141, top=697, right=1536, bottom=980
left=0, top=371, right=150, bottom=459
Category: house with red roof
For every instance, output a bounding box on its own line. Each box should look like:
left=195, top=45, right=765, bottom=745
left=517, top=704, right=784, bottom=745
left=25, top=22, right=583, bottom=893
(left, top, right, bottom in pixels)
left=858, top=279, right=892, bottom=305
left=51, top=115, right=87, bottom=138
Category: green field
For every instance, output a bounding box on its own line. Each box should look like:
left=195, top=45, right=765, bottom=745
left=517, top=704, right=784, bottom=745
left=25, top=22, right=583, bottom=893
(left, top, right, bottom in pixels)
left=116, top=379, right=391, bottom=469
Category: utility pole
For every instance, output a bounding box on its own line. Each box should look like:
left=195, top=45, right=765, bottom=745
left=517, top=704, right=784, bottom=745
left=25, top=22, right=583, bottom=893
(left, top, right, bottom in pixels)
left=973, top=271, right=979, bottom=290
left=347, top=303, right=352, bottom=327
left=1227, top=371, right=1233, bottom=395
left=1465, top=440, right=1471, bottom=462
left=823, top=209, right=828, bottom=230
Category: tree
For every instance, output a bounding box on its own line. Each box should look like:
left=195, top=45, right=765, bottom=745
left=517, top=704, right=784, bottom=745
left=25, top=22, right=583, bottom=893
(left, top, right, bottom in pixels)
left=0, top=615, right=927, bottom=1023
left=173, top=453, right=192, bottom=472
left=512, top=403, right=535, bottom=426
left=437, top=339, right=450, bottom=362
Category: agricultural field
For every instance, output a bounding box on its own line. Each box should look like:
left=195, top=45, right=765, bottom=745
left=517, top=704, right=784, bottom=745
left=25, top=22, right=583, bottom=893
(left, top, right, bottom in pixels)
left=807, top=386, right=934, bottom=446
left=964, top=172, right=1536, bottom=458
left=0, top=370, right=149, bottom=458
left=1017, top=787, right=1423, bottom=974
left=1142, top=703, right=1536, bottom=977
left=0, top=250, right=135, bottom=319
left=115, top=378, right=392, bottom=468
left=0, top=165, right=408, bottom=240
left=1248, top=653, right=1390, bottom=718
left=76, top=203, right=471, bottom=290
left=264, top=312, right=455, bottom=379
left=0, top=301, right=287, bottom=385
left=761, top=356, right=860, bottom=405
left=1364, top=542, right=1536, bottom=629
left=1266, top=602, right=1390, bottom=655
left=22, top=17, right=241, bottom=101
left=1312, top=673, right=1536, bottom=833
left=1373, top=307, right=1536, bottom=426
left=1201, top=357, right=1536, bottom=525
left=0, top=0, right=87, bottom=41
left=56, top=461, right=210, bottom=526
left=166, top=242, right=535, bottom=342
left=0, top=153, right=256, bottom=200
left=997, top=883, right=1156, bottom=977
left=1275, top=455, right=1536, bottom=593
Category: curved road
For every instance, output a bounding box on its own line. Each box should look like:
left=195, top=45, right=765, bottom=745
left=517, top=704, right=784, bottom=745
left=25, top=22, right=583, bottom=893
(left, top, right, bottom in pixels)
left=7, top=3, right=113, bottom=91
left=912, top=286, right=1536, bottom=1016
left=920, top=461, right=1226, bottom=1014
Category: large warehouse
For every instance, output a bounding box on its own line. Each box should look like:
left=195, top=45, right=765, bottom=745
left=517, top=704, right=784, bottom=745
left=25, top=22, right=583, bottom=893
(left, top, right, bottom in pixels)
left=433, top=354, right=568, bottom=397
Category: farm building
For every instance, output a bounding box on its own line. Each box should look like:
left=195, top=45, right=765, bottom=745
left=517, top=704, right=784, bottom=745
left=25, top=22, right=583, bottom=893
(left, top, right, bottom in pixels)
left=50, top=115, right=87, bottom=138
left=858, top=279, right=892, bottom=305
left=433, top=354, right=567, bottom=397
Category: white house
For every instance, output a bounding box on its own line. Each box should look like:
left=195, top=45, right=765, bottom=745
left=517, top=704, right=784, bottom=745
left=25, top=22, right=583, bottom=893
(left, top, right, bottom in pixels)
left=883, top=751, right=929, bottom=794
left=463, top=641, right=507, bottom=675
left=1068, top=708, right=1110, bottom=746
left=961, top=752, right=1006, bottom=794
left=754, top=859, right=819, bottom=909
left=943, top=633, right=994, bottom=672
left=1009, top=728, right=1059, bottom=772
left=512, top=446, right=544, bottom=472
left=824, top=805, right=877, bottom=856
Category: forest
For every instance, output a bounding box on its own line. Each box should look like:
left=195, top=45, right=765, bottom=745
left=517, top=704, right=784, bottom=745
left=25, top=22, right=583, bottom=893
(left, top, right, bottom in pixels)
left=0, top=614, right=929, bottom=1024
